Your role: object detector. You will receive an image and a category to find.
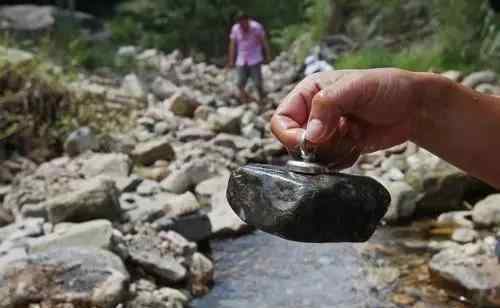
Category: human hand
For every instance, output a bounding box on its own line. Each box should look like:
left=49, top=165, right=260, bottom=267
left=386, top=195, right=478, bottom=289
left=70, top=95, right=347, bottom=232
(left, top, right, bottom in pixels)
left=271, top=68, right=422, bottom=169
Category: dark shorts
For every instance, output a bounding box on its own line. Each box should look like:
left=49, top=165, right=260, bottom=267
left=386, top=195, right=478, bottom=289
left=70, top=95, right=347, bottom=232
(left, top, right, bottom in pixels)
left=236, top=64, right=263, bottom=90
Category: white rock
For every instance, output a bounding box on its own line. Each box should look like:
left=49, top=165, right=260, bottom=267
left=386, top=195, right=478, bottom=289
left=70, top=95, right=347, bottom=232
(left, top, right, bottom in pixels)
left=436, top=211, right=474, bottom=229
left=381, top=180, right=418, bottom=223
left=151, top=77, right=179, bottom=100
left=160, top=161, right=222, bottom=194
left=44, top=177, right=121, bottom=223
left=80, top=153, right=132, bottom=179
left=472, top=194, right=500, bottom=227
left=155, top=192, right=201, bottom=218
left=451, top=228, right=478, bottom=244
left=440, top=70, right=463, bottom=82
left=208, top=179, right=249, bottom=237
left=121, top=73, right=146, bottom=98
left=137, top=180, right=161, bottom=196
left=195, top=174, right=229, bottom=206
left=462, top=70, right=497, bottom=89
left=0, top=46, right=34, bottom=65
left=117, top=46, right=138, bottom=57
left=475, top=83, right=500, bottom=95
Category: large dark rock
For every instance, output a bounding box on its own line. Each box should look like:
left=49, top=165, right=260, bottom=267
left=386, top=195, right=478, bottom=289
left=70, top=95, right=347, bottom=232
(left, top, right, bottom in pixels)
left=227, top=164, right=390, bottom=243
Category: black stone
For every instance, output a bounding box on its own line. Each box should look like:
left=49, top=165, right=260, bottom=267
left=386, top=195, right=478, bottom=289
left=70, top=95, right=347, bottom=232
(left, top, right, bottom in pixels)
left=227, top=164, right=391, bottom=243
left=154, top=212, right=212, bottom=242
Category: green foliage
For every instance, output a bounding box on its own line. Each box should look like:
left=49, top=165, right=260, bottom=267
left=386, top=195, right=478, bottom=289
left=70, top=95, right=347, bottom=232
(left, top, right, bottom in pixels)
left=322, top=0, right=500, bottom=72
left=305, top=0, right=331, bottom=41
left=112, top=0, right=305, bottom=58
left=336, top=44, right=480, bottom=72
left=432, top=0, right=486, bottom=67
left=272, top=0, right=332, bottom=63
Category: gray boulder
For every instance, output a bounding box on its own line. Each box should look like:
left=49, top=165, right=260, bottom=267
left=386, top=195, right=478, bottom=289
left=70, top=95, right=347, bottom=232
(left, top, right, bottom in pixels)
left=0, top=247, right=129, bottom=308
left=80, top=153, right=132, bottom=178
left=128, top=289, right=188, bottom=308
left=0, top=218, right=44, bottom=244
left=161, top=161, right=222, bottom=194
left=129, top=251, right=186, bottom=284
left=28, top=219, right=113, bottom=253
left=195, top=174, right=230, bottom=206
left=189, top=252, right=214, bottom=296
left=64, top=127, right=96, bottom=157
left=211, top=133, right=255, bottom=151
left=44, top=177, right=121, bottom=223
left=124, top=231, right=187, bottom=283
left=164, top=90, right=200, bottom=118
left=429, top=244, right=500, bottom=306
left=409, top=158, right=493, bottom=216
left=194, top=105, right=216, bottom=121
left=152, top=77, right=179, bottom=100
left=177, top=127, right=216, bottom=142
left=207, top=107, right=245, bottom=134
left=137, top=179, right=161, bottom=196
left=156, top=192, right=201, bottom=218
left=121, top=194, right=164, bottom=224
left=98, top=133, right=136, bottom=155
left=131, top=137, right=176, bottom=166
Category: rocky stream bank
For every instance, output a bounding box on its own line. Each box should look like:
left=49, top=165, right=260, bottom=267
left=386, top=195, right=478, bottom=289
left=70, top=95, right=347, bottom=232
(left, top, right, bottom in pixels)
left=1, top=44, right=500, bottom=307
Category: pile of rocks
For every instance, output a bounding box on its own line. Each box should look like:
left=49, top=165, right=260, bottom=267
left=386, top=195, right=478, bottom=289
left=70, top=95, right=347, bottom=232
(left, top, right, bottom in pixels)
left=0, top=47, right=295, bottom=307
left=3, top=42, right=500, bottom=306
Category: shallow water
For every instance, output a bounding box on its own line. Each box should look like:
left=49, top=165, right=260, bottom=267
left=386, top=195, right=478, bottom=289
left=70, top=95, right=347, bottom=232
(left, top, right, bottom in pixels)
left=193, top=231, right=389, bottom=308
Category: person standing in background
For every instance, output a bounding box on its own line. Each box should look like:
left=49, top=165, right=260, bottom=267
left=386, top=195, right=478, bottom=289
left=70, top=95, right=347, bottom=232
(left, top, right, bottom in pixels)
left=227, top=12, right=272, bottom=103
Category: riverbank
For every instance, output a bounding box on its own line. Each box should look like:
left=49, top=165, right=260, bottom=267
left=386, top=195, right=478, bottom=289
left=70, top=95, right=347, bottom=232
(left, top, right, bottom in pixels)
left=2, top=43, right=500, bottom=307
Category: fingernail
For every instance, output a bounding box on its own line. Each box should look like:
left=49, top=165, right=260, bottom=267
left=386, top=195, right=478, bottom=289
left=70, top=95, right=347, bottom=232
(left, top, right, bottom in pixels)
left=305, top=118, right=325, bottom=142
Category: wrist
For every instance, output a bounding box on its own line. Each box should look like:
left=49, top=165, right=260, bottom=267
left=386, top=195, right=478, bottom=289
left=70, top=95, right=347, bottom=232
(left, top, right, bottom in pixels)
left=409, top=71, right=459, bottom=144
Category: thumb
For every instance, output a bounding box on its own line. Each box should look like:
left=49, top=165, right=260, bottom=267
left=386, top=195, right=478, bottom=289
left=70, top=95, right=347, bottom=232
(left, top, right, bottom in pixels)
left=305, top=80, right=363, bottom=144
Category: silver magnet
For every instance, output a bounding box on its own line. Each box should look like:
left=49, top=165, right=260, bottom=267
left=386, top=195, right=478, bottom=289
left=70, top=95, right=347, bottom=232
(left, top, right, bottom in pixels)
left=287, top=131, right=331, bottom=175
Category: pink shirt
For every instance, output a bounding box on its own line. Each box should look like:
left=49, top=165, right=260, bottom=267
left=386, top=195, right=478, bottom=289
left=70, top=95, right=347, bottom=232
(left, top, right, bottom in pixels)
left=230, top=20, right=266, bottom=66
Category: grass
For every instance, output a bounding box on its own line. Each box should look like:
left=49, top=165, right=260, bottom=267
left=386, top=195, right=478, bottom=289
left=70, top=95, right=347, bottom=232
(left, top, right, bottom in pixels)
left=335, top=45, right=483, bottom=73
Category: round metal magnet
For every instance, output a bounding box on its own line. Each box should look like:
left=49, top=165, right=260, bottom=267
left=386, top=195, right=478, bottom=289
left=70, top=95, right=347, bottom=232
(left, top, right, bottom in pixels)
left=287, top=131, right=331, bottom=175
left=286, top=160, right=331, bottom=175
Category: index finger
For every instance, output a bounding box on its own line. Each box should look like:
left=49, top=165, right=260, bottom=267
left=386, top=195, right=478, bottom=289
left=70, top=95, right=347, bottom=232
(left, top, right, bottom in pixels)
left=271, top=76, right=322, bottom=151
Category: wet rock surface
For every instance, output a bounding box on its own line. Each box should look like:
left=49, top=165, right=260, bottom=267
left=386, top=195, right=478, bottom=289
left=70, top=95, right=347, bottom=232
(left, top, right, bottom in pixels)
left=227, top=164, right=391, bottom=243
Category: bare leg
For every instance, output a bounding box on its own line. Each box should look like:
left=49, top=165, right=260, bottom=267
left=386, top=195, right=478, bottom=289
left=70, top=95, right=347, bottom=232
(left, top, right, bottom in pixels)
left=251, top=63, right=265, bottom=102
left=239, top=87, right=251, bottom=103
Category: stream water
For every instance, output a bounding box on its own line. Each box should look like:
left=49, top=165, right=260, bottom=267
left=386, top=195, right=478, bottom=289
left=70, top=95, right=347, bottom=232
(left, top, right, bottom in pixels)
left=194, top=223, right=471, bottom=308
left=193, top=230, right=390, bottom=308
